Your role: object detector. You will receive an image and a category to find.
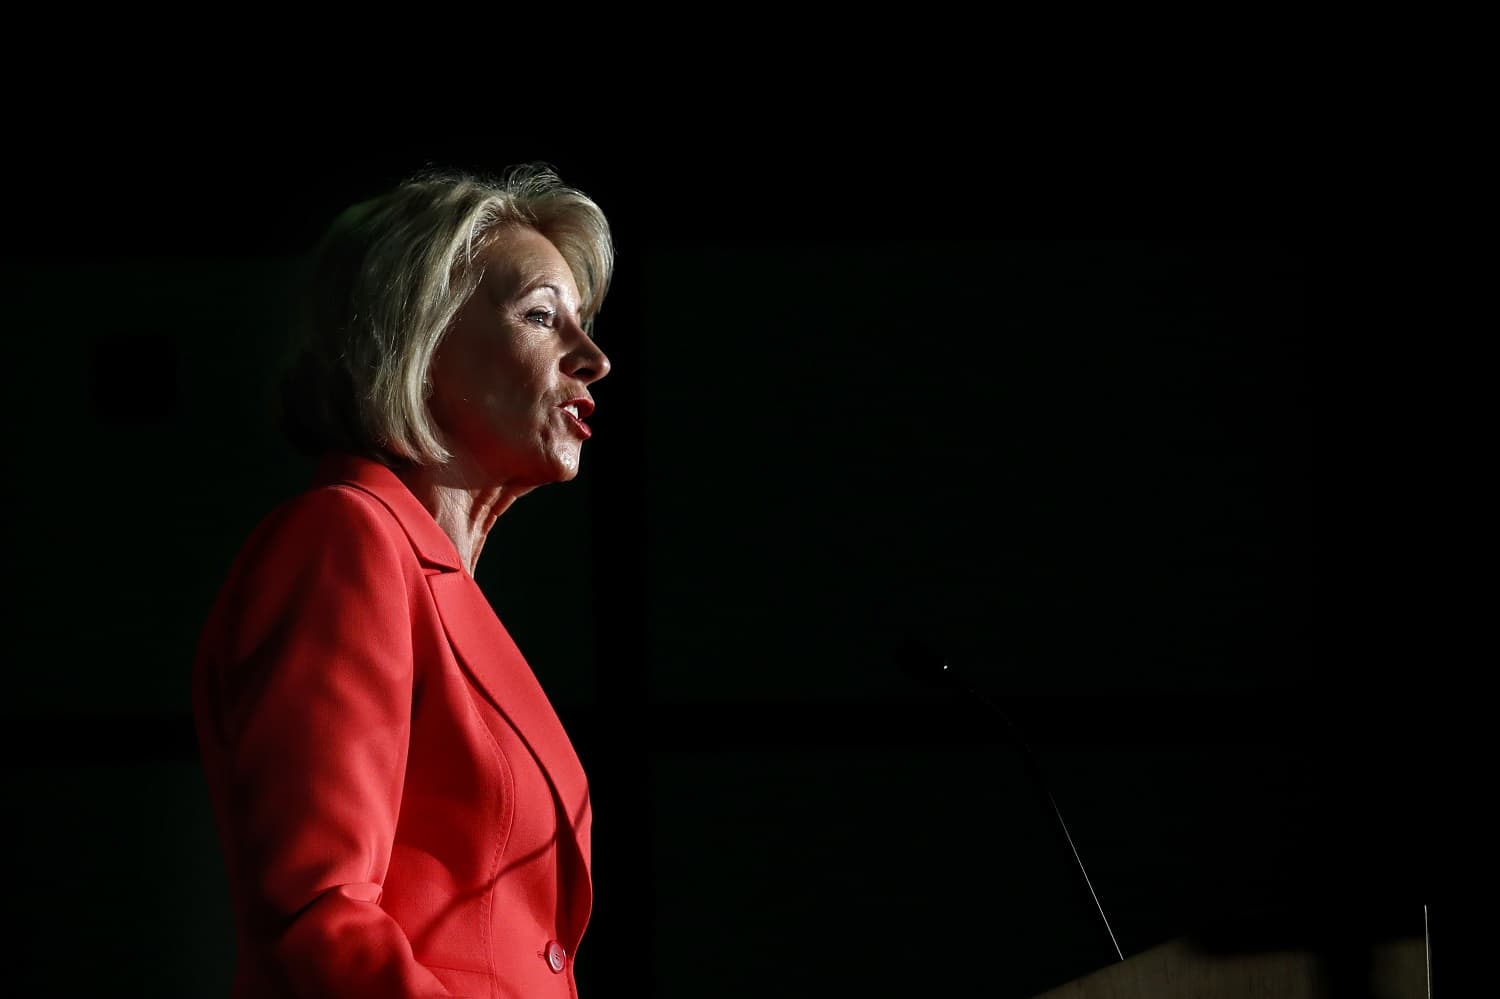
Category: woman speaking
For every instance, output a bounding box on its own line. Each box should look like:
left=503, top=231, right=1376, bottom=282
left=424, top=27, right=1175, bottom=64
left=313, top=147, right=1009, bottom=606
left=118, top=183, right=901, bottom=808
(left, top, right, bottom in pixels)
left=191, top=165, right=612, bottom=998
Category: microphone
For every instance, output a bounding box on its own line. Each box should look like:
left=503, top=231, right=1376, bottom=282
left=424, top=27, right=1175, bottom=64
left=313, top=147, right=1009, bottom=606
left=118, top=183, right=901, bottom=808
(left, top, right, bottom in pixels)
left=895, top=636, right=1126, bottom=964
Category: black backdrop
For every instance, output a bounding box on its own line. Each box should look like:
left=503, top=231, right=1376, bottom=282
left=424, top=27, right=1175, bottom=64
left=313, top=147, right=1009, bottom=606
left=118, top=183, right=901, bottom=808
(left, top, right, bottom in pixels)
left=0, top=143, right=1459, bottom=997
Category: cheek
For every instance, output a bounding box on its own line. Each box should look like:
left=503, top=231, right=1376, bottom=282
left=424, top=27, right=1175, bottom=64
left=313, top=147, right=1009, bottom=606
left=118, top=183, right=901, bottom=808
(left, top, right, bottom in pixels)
left=430, top=363, right=503, bottom=435
left=435, top=343, right=550, bottom=429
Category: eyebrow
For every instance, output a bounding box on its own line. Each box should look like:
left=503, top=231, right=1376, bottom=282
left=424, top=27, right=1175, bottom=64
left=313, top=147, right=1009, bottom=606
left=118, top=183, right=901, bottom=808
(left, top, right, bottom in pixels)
left=524, top=281, right=562, bottom=297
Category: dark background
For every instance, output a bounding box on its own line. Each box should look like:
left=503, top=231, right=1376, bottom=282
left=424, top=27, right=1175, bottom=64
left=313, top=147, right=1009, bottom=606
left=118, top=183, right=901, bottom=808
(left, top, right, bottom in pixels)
left=0, top=143, right=1461, bottom=996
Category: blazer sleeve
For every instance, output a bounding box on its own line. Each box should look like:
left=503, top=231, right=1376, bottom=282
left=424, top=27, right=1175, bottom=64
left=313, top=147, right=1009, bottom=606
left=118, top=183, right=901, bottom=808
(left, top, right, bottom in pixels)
left=201, top=486, right=460, bottom=998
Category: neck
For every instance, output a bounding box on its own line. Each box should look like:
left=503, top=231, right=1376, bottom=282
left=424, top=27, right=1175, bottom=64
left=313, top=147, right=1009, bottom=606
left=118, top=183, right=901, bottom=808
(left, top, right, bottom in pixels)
left=395, top=454, right=534, bottom=576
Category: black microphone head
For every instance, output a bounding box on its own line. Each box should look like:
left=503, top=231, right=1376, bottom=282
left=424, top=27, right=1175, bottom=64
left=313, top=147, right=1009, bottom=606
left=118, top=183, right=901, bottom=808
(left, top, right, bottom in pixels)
left=893, top=635, right=954, bottom=687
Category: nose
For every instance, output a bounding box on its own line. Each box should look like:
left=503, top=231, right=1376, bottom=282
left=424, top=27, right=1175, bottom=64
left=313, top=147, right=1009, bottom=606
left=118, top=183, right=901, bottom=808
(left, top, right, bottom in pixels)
left=565, top=333, right=611, bottom=384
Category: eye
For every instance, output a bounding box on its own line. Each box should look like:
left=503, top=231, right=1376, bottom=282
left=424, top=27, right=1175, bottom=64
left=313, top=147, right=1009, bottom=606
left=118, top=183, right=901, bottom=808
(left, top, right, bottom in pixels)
left=526, top=308, right=556, bottom=327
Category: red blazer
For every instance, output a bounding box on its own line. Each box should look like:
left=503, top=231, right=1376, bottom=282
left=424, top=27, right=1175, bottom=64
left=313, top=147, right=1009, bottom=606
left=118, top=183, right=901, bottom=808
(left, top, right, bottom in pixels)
left=191, top=451, right=593, bottom=999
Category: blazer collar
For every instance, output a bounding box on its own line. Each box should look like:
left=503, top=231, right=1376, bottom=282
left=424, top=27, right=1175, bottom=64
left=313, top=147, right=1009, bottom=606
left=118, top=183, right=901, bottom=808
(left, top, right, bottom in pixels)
left=312, top=451, right=464, bottom=574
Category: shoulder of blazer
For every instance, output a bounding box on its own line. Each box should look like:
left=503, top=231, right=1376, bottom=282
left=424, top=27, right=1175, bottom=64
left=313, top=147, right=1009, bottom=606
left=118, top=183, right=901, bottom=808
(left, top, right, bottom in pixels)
left=307, top=451, right=465, bottom=575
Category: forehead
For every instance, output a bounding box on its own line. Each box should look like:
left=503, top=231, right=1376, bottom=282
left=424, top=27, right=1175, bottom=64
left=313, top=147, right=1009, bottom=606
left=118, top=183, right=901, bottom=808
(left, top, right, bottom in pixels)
left=480, top=225, right=579, bottom=302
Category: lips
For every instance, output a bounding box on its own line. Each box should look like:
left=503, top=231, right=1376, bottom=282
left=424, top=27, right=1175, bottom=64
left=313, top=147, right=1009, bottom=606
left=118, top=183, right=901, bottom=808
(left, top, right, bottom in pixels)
left=559, top=398, right=594, bottom=439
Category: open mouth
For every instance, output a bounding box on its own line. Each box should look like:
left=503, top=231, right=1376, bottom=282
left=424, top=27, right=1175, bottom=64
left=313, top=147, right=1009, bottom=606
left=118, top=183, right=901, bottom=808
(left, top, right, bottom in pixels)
left=560, top=405, right=592, bottom=439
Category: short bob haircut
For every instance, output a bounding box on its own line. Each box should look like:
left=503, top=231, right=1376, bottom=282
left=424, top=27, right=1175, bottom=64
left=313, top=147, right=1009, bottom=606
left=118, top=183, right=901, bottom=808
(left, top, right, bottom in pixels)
left=278, top=164, right=613, bottom=468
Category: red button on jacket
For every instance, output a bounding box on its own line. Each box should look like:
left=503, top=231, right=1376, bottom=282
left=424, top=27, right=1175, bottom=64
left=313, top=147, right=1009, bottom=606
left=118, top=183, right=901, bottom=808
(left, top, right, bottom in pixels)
left=192, top=451, right=593, bottom=998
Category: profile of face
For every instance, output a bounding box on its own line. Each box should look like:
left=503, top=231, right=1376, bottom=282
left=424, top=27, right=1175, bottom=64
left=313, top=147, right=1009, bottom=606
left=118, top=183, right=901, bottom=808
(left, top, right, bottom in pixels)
left=426, top=225, right=611, bottom=488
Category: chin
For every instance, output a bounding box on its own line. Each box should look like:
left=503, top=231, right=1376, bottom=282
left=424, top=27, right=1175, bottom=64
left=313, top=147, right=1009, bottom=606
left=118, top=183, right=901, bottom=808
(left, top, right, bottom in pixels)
left=549, top=451, right=582, bottom=482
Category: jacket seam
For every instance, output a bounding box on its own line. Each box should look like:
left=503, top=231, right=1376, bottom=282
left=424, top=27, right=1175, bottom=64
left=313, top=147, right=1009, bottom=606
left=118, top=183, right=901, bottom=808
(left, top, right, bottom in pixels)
left=443, top=584, right=516, bottom=999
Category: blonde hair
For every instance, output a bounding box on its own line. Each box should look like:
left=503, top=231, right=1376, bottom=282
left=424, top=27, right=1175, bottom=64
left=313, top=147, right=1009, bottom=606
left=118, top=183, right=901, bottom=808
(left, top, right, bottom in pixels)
left=278, top=164, right=614, bottom=466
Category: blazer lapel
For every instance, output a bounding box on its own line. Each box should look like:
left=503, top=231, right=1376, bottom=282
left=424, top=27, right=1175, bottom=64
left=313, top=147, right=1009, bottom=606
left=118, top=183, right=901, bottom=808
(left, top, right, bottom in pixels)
left=427, top=571, right=593, bottom=939
left=311, top=452, right=594, bottom=944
